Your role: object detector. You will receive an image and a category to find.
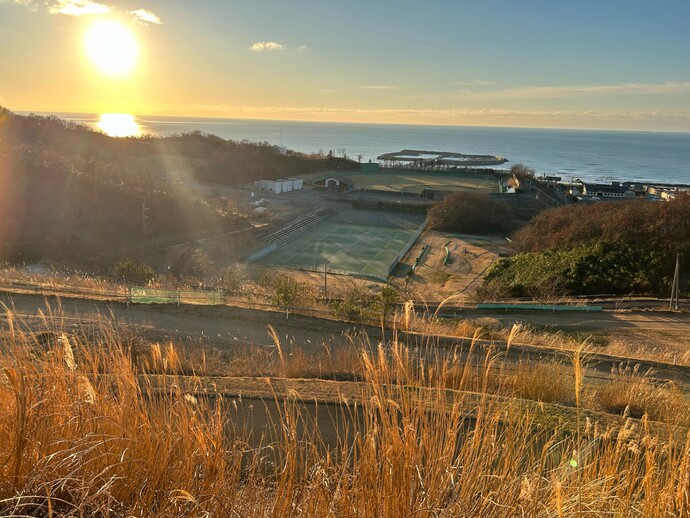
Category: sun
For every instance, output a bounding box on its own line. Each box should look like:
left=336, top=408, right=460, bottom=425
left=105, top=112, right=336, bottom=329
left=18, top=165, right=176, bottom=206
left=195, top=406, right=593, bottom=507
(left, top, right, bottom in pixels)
left=84, top=20, right=138, bottom=76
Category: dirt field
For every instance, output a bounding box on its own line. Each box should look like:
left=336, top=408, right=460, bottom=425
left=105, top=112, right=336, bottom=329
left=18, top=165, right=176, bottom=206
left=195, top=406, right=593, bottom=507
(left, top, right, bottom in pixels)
left=394, top=230, right=512, bottom=302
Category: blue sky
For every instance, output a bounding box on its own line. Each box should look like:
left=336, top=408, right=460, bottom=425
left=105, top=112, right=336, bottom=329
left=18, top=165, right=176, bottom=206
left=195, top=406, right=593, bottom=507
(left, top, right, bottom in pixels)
left=1, top=0, right=689, bottom=129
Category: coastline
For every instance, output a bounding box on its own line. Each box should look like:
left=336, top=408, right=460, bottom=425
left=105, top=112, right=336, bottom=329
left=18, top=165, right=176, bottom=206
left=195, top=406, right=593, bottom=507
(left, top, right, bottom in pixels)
left=23, top=111, right=690, bottom=187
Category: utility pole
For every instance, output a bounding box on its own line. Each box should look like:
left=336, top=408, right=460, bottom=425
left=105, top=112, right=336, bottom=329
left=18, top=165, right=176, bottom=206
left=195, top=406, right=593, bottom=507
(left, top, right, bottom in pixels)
left=324, top=259, right=328, bottom=300
left=669, top=253, right=681, bottom=311
left=142, top=202, right=149, bottom=235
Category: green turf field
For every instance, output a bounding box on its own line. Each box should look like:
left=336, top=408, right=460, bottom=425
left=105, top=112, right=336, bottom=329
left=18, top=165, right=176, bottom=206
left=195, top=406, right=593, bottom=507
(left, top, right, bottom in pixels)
left=258, top=221, right=417, bottom=279
left=308, top=170, right=500, bottom=194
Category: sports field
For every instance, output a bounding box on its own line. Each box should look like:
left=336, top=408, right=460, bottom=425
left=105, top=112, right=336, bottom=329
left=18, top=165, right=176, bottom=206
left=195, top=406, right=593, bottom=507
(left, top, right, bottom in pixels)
left=310, top=170, right=500, bottom=194
left=258, top=221, right=418, bottom=279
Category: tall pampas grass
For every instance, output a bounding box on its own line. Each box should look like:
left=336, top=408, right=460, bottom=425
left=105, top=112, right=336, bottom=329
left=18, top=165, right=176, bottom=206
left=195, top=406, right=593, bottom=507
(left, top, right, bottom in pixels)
left=0, top=303, right=688, bottom=516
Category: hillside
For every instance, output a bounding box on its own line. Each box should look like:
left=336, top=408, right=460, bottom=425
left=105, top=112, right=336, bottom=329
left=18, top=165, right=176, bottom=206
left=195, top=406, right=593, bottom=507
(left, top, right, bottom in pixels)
left=483, top=198, right=690, bottom=297
left=0, top=108, right=355, bottom=270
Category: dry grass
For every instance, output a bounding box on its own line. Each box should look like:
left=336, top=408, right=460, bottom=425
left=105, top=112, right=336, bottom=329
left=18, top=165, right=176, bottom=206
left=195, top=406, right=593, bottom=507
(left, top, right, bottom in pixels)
left=134, top=329, right=688, bottom=424
left=405, top=308, right=690, bottom=369
left=0, top=265, right=128, bottom=297
left=605, top=329, right=690, bottom=366
left=1, top=308, right=689, bottom=516
left=585, top=364, right=690, bottom=426
left=504, top=361, right=576, bottom=404
left=4, top=264, right=687, bottom=370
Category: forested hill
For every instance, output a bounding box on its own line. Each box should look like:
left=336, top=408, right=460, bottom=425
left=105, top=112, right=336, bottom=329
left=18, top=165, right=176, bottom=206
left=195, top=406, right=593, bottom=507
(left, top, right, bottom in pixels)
left=0, top=108, right=355, bottom=269
left=0, top=108, right=357, bottom=183
left=483, top=198, right=690, bottom=297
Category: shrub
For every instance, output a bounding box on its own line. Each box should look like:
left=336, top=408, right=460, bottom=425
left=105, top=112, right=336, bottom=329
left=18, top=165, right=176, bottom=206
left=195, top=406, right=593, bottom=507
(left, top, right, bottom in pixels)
left=512, top=194, right=690, bottom=256
left=220, top=263, right=247, bottom=291
left=114, top=259, right=156, bottom=285
left=427, top=192, right=515, bottom=235
left=271, top=275, right=313, bottom=309
left=170, top=247, right=212, bottom=280
left=331, top=285, right=375, bottom=320
left=483, top=241, right=668, bottom=297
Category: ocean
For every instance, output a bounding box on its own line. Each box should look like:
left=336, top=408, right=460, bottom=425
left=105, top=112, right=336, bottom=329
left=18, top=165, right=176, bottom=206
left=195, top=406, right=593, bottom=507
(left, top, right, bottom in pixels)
left=62, top=113, right=690, bottom=186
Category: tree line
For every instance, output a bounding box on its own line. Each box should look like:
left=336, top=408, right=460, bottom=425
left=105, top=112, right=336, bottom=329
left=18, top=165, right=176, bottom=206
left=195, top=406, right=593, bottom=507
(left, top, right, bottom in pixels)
left=485, top=195, right=690, bottom=297
left=0, top=108, right=352, bottom=271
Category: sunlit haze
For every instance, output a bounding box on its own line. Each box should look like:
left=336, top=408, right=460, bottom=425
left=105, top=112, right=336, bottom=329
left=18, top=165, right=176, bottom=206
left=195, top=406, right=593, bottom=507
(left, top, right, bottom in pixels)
left=1, top=0, right=689, bottom=130
left=97, top=113, right=141, bottom=137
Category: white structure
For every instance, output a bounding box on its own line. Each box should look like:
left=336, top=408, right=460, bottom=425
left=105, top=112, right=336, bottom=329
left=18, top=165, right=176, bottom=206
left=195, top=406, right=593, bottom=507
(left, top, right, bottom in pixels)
left=287, top=177, right=304, bottom=190
left=253, top=177, right=303, bottom=194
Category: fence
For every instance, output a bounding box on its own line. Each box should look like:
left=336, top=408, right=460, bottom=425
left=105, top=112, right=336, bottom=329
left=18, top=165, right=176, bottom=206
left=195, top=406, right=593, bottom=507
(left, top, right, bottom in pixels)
left=476, top=303, right=603, bottom=312
left=385, top=218, right=428, bottom=276
left=246, top=243, right=278, bottom=262
left=280, top=264, right=389, bottom=283
left=0, top=281, right=128, bottom=301
left=331, top=212, right=419, bottom=229
left=130, top=287, right=224, bottom=305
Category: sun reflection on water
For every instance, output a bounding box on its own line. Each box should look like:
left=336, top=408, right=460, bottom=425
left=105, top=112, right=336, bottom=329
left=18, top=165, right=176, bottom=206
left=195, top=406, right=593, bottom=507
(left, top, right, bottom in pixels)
left=97, top=113, right=141, bottom=138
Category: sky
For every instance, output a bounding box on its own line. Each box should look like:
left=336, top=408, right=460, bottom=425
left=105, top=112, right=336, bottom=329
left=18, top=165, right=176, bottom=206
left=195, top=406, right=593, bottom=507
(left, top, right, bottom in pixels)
left=1, top=0, right=689, bottom=130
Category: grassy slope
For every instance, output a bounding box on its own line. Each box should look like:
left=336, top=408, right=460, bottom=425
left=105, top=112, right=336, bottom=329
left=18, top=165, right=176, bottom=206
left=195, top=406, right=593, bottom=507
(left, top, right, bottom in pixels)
left=1, top=310, right=689, bottom=516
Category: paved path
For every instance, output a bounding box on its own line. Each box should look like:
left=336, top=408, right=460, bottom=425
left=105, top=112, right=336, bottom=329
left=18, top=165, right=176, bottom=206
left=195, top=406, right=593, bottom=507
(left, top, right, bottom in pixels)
left=0, top=292, right=374, bottom=351
left=2, top=292, right=689, bottom=391
left=441, top=308, right=690, bottom=331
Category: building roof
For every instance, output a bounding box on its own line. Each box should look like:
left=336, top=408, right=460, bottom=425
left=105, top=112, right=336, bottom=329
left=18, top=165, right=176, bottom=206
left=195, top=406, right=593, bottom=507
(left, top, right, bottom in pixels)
left=317, top=175, right=355, bottom=185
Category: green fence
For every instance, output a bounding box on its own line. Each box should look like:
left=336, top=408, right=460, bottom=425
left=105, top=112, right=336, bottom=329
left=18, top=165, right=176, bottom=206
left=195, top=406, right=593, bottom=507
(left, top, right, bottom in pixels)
left=130, top=287, right=223, bottom=305
left=476, top=303, right=603, bottom=312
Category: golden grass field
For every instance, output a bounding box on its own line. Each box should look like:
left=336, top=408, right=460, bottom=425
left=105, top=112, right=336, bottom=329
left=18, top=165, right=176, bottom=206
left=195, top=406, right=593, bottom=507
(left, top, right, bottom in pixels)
left=1, top=303, right=688, bottom=517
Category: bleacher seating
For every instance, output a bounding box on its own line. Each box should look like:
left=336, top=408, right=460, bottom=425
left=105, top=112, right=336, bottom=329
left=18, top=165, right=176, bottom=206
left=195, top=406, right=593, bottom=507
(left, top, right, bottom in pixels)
left=262, top=207, right=337, bottom=248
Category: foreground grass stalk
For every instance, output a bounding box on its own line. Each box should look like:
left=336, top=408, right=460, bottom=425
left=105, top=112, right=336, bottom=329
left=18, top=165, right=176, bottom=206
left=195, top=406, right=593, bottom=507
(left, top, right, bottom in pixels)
left=0, top=307, right=688, bottom=516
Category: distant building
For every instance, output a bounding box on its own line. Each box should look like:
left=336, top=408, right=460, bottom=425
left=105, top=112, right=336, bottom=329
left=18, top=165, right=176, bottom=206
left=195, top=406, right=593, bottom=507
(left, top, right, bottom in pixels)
left=542, top=175, right=562, bottom=189
left=646, top=185, right=687, bottom=201
left=314, top=176, right=354, bottom=191
left=253, top=177, right=303, bottom=194
left=582, top=182, right=636, bottom=199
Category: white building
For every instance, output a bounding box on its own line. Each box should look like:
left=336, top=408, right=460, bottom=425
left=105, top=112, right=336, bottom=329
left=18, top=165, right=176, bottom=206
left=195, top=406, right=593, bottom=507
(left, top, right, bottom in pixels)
left=253, top=177, right=303, bottom=194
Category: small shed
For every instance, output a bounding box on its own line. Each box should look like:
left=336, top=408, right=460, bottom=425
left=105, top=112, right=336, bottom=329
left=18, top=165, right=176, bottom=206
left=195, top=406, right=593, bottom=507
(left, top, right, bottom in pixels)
left=315, top=176, right=354, bottom=191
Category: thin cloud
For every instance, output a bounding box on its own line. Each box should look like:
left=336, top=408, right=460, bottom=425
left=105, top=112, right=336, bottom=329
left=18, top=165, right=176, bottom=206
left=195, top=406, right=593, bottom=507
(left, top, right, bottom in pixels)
left=0, top=0, right=37, bottom=6
left=452, top=80, right=493, bottom=87
left=187, top=103, right=690, bottom=127
left=128, top=8, right=162, bottom=25
left=250, top=41, right=286, bottom=52
left=7, top=0, right=162, bottom=22
left=47, top=0, right=111, bottom=16
left=358, top=85, right=399, bottom=90
left=456, top=81, right=690, bottom=100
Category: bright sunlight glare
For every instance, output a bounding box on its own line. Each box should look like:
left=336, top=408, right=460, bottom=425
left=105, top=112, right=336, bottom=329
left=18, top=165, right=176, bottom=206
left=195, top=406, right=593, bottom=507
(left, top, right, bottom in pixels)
left=97, top=113, right=141, bottom=137
left=85, top=21, right=138, bottom=76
